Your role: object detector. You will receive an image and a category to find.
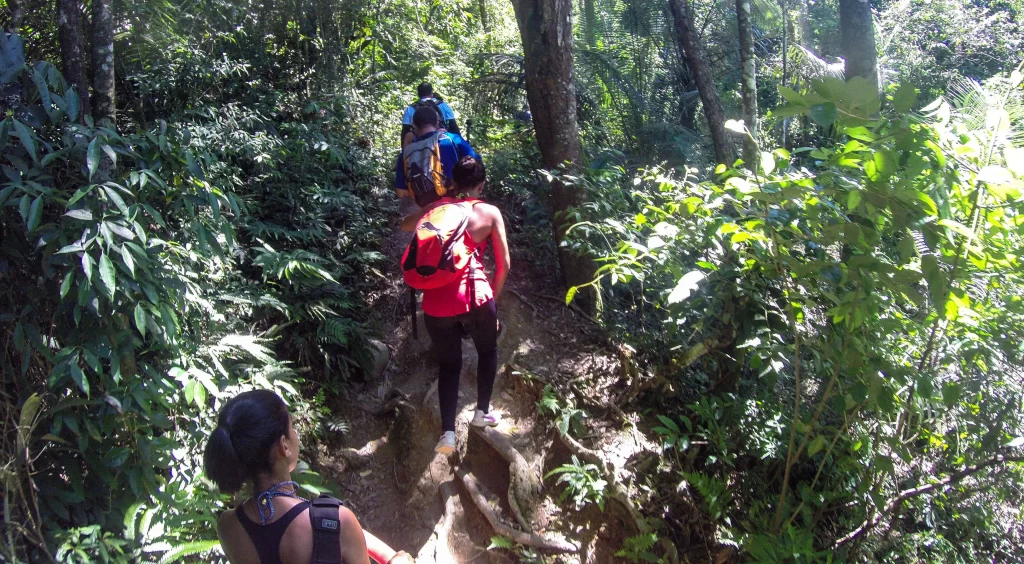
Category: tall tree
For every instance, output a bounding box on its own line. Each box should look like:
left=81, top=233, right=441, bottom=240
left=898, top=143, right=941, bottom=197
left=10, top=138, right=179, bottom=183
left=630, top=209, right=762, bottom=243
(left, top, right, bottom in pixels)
left=582, top=0, right=598, bottom=48
left=839, top=0, right=878, bottom=91
left=477, top=0, right=492, bottom=50
left=668, top=0, right=734, bottom=165
left=736, top=0, right=758, bottom=168
left=6, top=0, right=26, bottom=32
left=58, top=0, right=90, bottom=120
left=91, top=0, right=115, bottom=126
left=510, top=0, right=594, bottom=300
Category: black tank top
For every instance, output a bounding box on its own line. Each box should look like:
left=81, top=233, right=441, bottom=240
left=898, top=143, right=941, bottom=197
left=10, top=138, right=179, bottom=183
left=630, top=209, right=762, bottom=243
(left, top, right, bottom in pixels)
left=235, top=500, right=311, bottom=564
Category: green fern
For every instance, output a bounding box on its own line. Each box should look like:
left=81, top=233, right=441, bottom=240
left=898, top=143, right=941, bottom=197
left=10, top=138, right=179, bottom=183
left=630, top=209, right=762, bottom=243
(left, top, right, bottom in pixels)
left=317, top=317, right=353, bottom=346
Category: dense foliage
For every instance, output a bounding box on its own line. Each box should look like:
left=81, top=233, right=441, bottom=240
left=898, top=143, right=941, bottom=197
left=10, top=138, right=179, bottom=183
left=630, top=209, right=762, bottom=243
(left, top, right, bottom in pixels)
left=568, top=73, right=1024, bottom=559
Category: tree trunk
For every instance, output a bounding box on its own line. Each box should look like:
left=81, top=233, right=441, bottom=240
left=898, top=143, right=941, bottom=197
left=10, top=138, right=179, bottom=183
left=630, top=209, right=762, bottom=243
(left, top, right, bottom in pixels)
left=583, top=0, right=597, bottom=47
left=7, top=0, right=25, bottom=32
left=511, top=0, right=594, bottom=305
left=91, top=0, right=115, bottom=126
left=736, top=0, right=758, bottom=169
left=477, top=0, right=492, bottom=51
left=799, top=0, right=812, bottom=50
left=668, top=0, right=734, bottom=166
left=839, top=0, right=878, bottom=91
left=59, top=0, right=91, bottom=121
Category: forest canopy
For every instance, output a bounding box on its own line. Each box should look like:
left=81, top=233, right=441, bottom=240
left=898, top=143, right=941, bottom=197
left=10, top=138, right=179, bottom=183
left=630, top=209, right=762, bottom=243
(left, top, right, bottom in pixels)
left=1, top=0, right=1022, bottom=562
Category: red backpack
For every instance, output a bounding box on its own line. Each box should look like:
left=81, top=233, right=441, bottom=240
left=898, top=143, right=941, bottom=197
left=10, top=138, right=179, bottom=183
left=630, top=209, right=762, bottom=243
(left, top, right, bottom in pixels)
left=402, top=199, right=480, bottom=290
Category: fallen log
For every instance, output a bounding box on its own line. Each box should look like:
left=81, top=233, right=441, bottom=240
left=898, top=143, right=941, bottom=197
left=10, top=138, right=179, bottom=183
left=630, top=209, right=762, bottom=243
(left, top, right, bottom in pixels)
left=455, top=466, right=577, bottom=553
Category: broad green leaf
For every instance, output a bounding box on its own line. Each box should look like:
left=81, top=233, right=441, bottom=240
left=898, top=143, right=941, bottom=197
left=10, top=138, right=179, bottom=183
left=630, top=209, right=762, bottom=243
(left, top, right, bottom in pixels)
left=807, top=435, right=827, bottom=457
left=60, top=270, right=74, bottom=298
left=667, top=271, right=706, bottom=304
left=99, top=253, right=116, bottom=298
left=809, top=103, right=837, bottom=127
left=102, top=185, right=130, bottom=215
left=759, top=152, right=775, bottom=175
left=893, top=83, right=917, bottom=113
left=67, top=184, right=95, bottom=205
left=847, top=190, right=862, bottom=211
left=778, top=86, right=804, bottom=104
left=70, top=364, right=89, bottom=396
left=25, top=195, right=43, bottom=232
left=65, top=88, right=80, bottom=122
left=121, top=245, right=136, bottom=277
left=12, top=119, right=37, bottom=161
left=64, top=209, right=93, bottom=221
left=81, top=252, right=94, bottom=282
left=87, top=137, right=101, bottom=180
left=134, top=303, right=147, bottom=338
left=17, top=393, right=42, bottom=450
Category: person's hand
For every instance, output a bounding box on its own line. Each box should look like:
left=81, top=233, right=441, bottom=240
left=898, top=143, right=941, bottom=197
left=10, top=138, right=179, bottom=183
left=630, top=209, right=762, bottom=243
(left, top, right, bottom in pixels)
left=387, top=551, right=415, bottom=564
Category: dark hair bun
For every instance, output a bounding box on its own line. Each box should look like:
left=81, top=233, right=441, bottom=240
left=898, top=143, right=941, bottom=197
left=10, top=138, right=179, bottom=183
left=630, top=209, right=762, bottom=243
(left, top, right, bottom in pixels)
left=452, top=156, right=486, bottom=191
left=202, top=390, right=290, bottom=493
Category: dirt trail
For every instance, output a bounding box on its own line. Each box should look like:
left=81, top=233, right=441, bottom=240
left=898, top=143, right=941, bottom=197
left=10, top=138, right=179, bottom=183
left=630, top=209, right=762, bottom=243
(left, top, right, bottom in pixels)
left=310, top=220, right=649, bottom=563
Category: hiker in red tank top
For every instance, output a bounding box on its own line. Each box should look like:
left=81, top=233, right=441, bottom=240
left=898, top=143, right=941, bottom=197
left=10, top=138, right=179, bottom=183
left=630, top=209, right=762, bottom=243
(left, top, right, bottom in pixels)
left=401, top=156, right=511, bottom=455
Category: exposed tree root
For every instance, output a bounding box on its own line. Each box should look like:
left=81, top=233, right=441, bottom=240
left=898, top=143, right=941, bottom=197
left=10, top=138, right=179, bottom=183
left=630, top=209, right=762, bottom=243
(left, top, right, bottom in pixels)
left=416, top=480, right=459, bottom=564
left=455, top=466, right=578, bottom=553
left=469, top=426, right=543, bottom=531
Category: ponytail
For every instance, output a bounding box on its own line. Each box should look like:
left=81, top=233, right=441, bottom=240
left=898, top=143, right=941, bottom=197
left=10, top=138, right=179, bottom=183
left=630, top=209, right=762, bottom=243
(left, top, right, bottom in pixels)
left=204, top=426, right=246, bottom=493
left=202, top=390, right=291, bottom=493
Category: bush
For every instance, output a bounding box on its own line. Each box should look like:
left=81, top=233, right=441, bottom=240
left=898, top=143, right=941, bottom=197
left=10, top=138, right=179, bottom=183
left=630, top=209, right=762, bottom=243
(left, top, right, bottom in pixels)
left=568, top=73, right=1024, bottom=559
left=0, top=32, right=376, bottom=562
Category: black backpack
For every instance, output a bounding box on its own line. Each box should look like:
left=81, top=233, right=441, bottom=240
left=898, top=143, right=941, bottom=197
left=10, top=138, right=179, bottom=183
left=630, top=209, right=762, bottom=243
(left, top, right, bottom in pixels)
left=309, top=494, right=344, bottom=563
left=412, top=97, right=446, bottom=129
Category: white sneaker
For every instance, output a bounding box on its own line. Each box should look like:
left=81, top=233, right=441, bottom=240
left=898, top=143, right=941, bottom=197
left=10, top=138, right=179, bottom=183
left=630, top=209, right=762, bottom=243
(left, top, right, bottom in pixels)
left=434, top=431, right=457, bottom=455
left=471, top=410, right=499, bottom=428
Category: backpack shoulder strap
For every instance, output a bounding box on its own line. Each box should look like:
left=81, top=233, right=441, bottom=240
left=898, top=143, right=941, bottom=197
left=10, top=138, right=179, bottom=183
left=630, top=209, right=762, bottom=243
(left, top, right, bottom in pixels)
left=309, top=494, right=343, bottom=563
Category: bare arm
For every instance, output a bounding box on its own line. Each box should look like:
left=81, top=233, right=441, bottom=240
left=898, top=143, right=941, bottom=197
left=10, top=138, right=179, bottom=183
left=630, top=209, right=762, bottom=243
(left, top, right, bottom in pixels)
left=362, top=529, right=396, bottom=563
left=400, top=207, right=427, bottom=232
left=487, top=206, right=510, bottom=301
left=216, top=511, right=242, bottom=564
left=338, top=506, right=371, bottom=564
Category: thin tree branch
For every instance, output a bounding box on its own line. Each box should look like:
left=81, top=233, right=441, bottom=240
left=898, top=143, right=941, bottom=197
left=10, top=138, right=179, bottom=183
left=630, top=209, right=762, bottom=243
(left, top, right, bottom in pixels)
left=834, top=454, right=1024, bottom=548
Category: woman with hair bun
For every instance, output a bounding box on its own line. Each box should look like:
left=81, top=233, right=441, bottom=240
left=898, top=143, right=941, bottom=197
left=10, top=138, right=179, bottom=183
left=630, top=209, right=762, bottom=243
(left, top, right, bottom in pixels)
left=204, top=390, right=410, bottom=564
left=401, top=155, right=511, bottom=455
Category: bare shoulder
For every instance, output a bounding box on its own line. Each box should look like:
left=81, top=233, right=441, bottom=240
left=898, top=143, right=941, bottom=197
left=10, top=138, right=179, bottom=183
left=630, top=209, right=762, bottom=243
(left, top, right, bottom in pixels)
left=217, top=508, right=239, bottom=536
left=474, top=202, right=503, bottom=220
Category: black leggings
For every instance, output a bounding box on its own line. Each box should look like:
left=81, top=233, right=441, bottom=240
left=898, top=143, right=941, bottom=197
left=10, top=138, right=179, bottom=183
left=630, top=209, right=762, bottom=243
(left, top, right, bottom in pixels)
left=424, top=299, right=498, bottom=432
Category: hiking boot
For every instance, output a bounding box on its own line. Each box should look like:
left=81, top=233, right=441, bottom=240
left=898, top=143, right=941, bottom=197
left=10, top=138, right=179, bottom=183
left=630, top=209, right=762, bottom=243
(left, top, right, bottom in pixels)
left=471, top=410, right=499, bottom=428
left=434, top=431, right=457, bottom=455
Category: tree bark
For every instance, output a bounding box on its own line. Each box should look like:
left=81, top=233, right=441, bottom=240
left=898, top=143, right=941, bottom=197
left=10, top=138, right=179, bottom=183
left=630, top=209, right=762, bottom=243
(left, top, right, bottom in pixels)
left=668, top=0, right=734, bottom=165
left=91, top=0, right=115, bottom=126
left=7, top=0, right=26, bottom=32
left=511, top=0, right=595, bottom=303
left=839, top=0, right=878, bottom=91
left=736, top=0, right=758, bottom=169
left=59, top=0, right=91, bottom=121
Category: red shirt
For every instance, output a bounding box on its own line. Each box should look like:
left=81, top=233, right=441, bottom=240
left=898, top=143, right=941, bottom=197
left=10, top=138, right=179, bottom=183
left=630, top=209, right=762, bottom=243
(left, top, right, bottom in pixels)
left=421, top=202, right=494, bottom=317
